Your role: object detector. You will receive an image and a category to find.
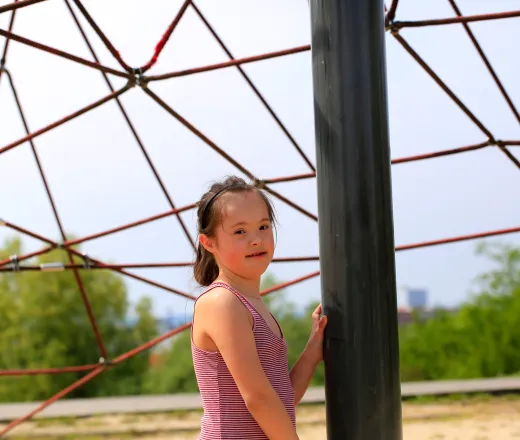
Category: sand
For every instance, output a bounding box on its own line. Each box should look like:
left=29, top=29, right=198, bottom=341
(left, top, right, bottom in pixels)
left=298, top=399, right=520, bottom=440
left=2, top=397, right=519, bottom=439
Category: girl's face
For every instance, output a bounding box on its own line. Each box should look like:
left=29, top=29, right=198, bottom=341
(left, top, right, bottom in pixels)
left=202, top=190, right=275, bottom=281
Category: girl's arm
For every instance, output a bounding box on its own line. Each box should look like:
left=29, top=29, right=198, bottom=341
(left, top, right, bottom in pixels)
left=289, top=304, right=327, bottom=405
left=196, top=288, right=299, bottom=440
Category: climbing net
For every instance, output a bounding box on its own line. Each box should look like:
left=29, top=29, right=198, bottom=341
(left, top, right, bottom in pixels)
left=1, top=0, right=520, bottom=435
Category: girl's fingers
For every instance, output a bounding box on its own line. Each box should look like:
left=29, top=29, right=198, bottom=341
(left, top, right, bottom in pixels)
left=320, top=315, right=327, bottom=329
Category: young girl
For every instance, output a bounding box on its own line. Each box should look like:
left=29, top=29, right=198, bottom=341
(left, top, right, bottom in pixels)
left=191, top=175, right=327, bottom=440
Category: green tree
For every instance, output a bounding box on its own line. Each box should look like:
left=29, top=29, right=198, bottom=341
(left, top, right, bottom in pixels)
left=143, top=329, right=198, bottom=394
left=0, top=235, right=158, bottom=402
left=398, top=241, right=520, bottom=381
left=277, top=300, right=324, bottom=385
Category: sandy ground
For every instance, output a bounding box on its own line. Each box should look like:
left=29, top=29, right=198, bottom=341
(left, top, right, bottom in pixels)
left=297, top=399, right=520, bottom=440
left=2, top=397, right=519, bottom=439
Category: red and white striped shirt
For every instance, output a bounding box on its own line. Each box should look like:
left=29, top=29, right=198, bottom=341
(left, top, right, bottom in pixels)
left=191, top=282, right=296, bottom=439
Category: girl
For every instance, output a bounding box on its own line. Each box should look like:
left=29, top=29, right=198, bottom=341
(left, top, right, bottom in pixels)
left=191, top=175, right=327, bottom=440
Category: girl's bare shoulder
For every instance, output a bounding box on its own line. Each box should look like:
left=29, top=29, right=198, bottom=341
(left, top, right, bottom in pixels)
left=195, top=286, right=248, bottom=320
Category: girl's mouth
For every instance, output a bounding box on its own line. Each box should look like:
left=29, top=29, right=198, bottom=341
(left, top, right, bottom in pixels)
left=246, top=251, right=267, bottom=258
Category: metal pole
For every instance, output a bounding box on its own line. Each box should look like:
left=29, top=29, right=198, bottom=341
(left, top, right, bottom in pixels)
left=309, top=1, right=403, bottom=439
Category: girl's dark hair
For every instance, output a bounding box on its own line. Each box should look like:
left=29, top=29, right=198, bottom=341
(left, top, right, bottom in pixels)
left=194, top=175, right=276, bottom=286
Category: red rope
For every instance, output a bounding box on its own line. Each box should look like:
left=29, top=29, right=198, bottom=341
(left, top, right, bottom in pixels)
left=385, top=0, right=399, bottom=24
left=392, top=9, right=520, bottom=29
left=0, top=365, right=99, bottom=377
left=0, top=28, right=129, bottom=78
left=0, top=367, right=105, bottom=436
left=191, top=2, right=315, bottom=171
left=146, top=45, right=311, bottom=81
left=447, top=0, right=520, bottom=125
left=138, top=0, right=191, bottom=73
left=0, top=0, right=47, bottom=15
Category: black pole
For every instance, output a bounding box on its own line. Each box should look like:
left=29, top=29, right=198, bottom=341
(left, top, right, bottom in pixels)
left=309, top=1, right=403, bottom=439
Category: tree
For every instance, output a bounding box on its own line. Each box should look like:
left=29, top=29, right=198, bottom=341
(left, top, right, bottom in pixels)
left=277, top=299, right=324, bottom=385
left=0, top=235, right=158, bottom=402
left=398, top=241, right=520, bottom=381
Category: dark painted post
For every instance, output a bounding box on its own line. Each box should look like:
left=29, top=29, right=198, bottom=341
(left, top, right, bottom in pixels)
left=308, top=1, right=403, bottom=439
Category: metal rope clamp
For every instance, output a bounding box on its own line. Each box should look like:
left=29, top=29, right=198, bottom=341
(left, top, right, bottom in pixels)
left=40, top=262, right=65, bottom=272
left=9, top=255, right=20, bottom=272
left=98, top=357, right=113, bottom=366
left=82, top=253, right=93, bottom=270
left=132, top=67, right=145, bottom=88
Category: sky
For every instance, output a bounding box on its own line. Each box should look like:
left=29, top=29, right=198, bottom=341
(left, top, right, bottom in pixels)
left=1, top=0, right=520, bottom=318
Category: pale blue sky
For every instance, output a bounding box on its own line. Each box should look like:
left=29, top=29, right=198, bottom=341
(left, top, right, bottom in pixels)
left=1, top=0, right=519, bottom=317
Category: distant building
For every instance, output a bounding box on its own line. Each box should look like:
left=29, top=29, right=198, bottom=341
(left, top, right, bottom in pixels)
left=395, top=285, right=430, bottom=326
left=396, top=285, right=428, bottom=310
left=407, top=288, right=428, bottom=309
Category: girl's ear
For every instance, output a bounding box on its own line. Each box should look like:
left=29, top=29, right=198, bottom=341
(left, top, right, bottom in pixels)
left=199, top=234, right=216, bottom=254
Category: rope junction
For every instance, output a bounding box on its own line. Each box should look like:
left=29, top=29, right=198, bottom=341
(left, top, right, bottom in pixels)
left=1, top=0, right=520, bottom=435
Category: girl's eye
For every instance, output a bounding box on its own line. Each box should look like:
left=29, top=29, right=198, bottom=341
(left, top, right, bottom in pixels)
left=234, top=229, right=245, bottom=235
left=260, top=224, right=270, bottom=230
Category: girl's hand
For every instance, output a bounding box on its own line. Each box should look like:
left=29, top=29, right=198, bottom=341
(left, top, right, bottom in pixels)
left=304, top=304, right=327, bottom=364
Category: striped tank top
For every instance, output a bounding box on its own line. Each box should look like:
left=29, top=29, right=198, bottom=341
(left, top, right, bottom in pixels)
left=191, top=282, right=296, bottom=439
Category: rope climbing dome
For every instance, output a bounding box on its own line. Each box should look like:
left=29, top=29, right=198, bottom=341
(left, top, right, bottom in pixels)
left=1, top=0, right=520, bottom=436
